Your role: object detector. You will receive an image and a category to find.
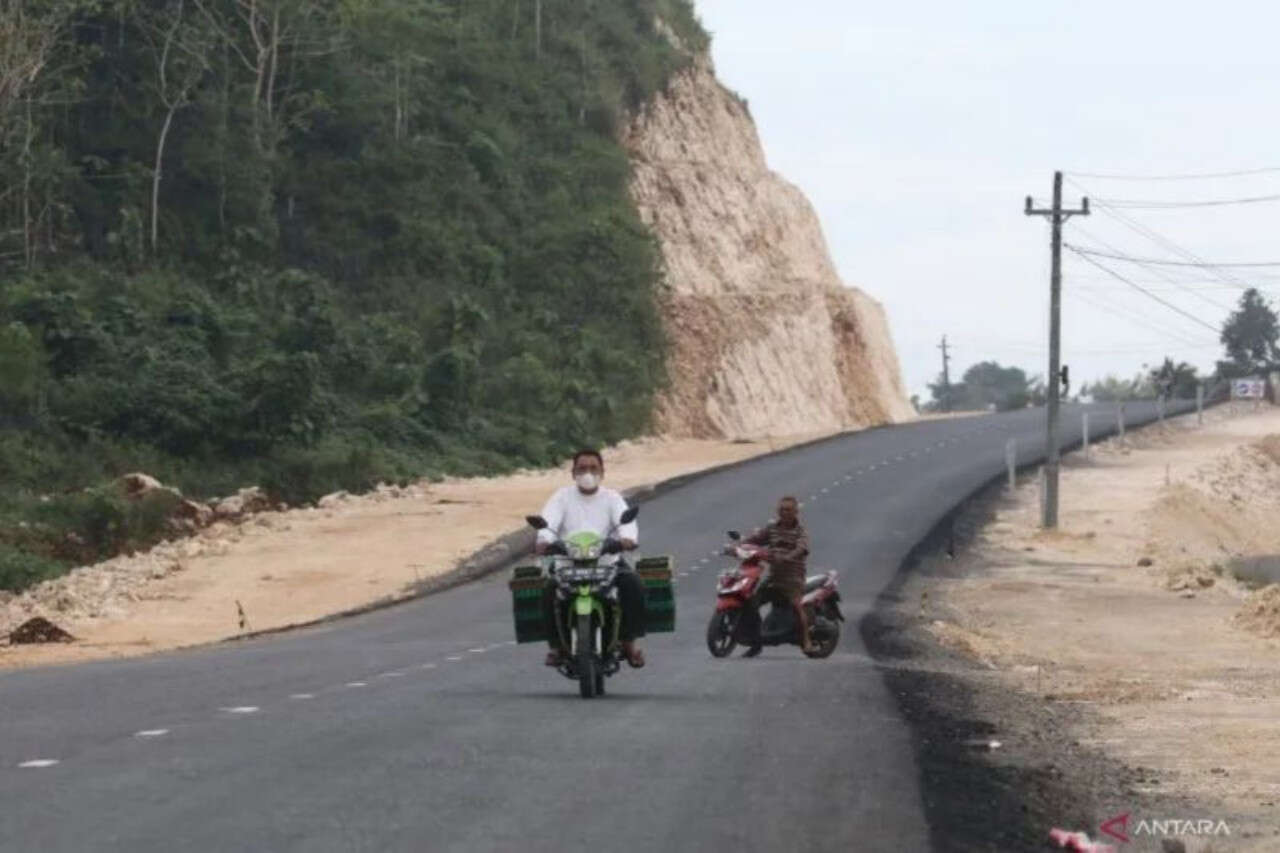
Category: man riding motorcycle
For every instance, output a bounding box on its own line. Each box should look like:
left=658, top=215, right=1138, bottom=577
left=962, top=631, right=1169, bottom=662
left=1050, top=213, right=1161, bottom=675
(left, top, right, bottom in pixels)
left=537, top=449, right=647, bottom=668
left=739, top=495, right=816, bottom=656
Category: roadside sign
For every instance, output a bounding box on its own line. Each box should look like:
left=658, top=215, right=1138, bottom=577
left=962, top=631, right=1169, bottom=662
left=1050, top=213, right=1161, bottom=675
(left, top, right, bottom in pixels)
left=1231, top=379, right=1265, bottom=399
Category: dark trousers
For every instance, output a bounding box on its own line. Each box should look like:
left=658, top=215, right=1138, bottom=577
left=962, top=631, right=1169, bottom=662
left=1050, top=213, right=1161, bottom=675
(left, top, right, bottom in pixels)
left=542, top=569, right=646, bottom=650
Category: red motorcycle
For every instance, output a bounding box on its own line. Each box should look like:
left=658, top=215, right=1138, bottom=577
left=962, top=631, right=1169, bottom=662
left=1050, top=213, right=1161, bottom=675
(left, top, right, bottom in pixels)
left=705, top=530, right=843, bottom=659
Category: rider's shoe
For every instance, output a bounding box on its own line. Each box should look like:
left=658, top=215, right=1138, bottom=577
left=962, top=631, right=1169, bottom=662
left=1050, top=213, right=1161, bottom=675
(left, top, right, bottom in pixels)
left=621, top=641, right=646, bottom=668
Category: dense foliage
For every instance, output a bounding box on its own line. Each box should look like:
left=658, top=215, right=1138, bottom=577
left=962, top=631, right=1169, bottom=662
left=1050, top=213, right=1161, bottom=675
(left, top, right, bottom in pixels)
left=925, top=361, right=1043, bottom=412
left=0, top=0, right=707, bottom=588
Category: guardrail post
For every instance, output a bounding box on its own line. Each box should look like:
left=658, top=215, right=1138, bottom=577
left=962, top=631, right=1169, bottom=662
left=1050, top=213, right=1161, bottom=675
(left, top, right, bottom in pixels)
left=1005, top=438, right=1017, bottom=489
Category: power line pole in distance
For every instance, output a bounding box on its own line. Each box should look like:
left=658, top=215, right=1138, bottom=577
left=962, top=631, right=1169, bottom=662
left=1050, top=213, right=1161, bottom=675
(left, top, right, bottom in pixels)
left=1025, top=171, right=1089, bottom=529
left=938, top=335, right=952, bottom=412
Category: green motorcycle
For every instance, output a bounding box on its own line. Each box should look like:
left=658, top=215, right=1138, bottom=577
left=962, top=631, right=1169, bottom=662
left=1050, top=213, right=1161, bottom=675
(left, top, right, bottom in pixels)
left=525, top=505, right=639, bottom=699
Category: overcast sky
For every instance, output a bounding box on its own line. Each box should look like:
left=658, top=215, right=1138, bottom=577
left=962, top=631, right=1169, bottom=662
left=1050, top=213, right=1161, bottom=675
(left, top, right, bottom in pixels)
left=694, top=0, right=1280, bottom=401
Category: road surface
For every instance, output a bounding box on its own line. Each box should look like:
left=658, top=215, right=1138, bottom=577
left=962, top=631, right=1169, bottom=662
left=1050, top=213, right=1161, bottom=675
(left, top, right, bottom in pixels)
left=0, top=401, right=1189, bottom=852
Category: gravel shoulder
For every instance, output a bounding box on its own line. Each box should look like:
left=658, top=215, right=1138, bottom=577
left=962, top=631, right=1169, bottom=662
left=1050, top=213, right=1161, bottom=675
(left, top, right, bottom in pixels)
left=864, top=403, right=1280, bottom=852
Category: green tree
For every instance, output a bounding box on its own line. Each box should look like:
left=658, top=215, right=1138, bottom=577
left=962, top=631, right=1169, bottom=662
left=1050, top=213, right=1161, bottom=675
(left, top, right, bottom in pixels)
left=1147, top=357, right=1199, bottom=399
left=1218, top=288, right=1279, bottom=378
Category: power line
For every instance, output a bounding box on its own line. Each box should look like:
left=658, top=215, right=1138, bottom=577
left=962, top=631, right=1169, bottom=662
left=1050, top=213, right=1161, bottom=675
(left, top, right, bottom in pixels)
left=1067, top=166, right=1280, bottom=181
left=1091, top=192, right=1280, bottom=209
left=1067, top=177, right=1257, bottom=292
left=1065, top=245, right=1280, bottom=269
left=1073, top=223, right=1232, bottom=311
left=1066, top=247, right=1225, bottom=335
left=1108, top=214, right=1256, bottom=290
left=1065, top=286, right=1213, bottom=349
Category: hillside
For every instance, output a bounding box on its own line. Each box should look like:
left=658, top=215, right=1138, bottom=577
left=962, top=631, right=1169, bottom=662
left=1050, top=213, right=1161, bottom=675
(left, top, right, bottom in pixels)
left=0, top=0, right=706, bottom=587
left=0, top=1, right=909, bottom=593
left=624, top=55, right=912, bottom=437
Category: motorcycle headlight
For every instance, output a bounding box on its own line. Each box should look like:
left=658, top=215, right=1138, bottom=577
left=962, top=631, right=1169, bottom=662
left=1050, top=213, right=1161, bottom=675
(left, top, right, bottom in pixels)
left=567, top=541, right=602, bottom=561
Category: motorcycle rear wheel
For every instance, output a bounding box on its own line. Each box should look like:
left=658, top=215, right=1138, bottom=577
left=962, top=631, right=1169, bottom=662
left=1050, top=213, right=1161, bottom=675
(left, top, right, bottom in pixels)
left=706, top=610, right=739, bottom=658
left=577, top=613, right=597, bottom=698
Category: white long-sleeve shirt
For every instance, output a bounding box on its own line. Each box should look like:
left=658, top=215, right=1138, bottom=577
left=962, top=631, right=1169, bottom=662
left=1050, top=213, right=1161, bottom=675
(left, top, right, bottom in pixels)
left=536, top=485, right=638, bottom=546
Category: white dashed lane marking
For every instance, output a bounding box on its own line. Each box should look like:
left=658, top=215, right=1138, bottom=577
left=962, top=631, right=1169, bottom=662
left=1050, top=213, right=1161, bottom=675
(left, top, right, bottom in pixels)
left=345, top=682, right=368, bottom=688
left=290, top=693, right=316, bottom=700
left=379, top=671, right=406, bottom=677
left=468, top=648, right=486, bottom=653
left=419, top=663, right=437, bottom=670
left=135, top=729, right=169, bottom=738
left=221, top=706, right=259, bottom=715
left=446, top=656, right=463, bottom=662
left=18, top=760, right=59, bottom=769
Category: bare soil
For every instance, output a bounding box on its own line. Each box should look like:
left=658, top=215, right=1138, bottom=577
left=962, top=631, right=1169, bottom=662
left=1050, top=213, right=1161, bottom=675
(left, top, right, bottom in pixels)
left=0, top=432, right=834, bottom=669
left=868, top=403, right=1280, bottom=852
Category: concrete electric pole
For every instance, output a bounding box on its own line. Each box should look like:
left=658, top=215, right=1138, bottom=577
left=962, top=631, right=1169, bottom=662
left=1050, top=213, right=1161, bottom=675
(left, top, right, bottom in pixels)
left=1025, top=171, right=1089, bottom=529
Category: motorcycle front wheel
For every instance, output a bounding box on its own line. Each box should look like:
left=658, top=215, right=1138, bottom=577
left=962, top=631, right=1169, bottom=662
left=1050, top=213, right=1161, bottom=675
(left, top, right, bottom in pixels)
left=706, top=610, right=739, bottom=658
left=577, top=613, right=597, bottom=698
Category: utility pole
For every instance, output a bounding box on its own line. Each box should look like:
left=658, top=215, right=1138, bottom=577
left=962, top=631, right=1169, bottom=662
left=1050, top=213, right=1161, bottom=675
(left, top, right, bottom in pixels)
left=1025, top=171, right=1089, bottom=529
left=938, top=335, right=952, bottom=412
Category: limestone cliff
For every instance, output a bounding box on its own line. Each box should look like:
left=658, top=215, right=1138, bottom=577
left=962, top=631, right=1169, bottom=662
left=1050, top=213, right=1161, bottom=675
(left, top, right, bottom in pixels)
left=624, top=56, right=913, bottom=438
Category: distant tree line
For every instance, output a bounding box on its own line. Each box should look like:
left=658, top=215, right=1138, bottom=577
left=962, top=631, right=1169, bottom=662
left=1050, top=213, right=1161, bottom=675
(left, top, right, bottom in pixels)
left=920, top=287, right=1280, bottom=413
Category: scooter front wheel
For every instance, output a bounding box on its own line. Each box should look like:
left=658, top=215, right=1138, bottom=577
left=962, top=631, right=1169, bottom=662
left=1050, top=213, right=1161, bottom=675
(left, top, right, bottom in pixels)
left=706, top=610, right=739, bottom=658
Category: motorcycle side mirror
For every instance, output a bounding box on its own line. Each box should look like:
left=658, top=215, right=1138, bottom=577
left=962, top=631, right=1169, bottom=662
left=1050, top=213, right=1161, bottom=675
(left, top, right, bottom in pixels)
left=727, top=530, right=740, bottom=541
left=526, top=515, right=548, bottom=530
left=619, top=505, right=639, bottom=525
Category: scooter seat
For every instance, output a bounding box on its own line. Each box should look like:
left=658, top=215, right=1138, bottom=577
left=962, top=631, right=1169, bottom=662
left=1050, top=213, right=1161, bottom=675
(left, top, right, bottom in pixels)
left=804, top=574, right=828, bottom=593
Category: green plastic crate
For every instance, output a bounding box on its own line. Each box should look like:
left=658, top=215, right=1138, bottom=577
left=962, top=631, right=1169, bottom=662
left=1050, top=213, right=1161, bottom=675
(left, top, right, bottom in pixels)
left=636, top=555, right=676, bottom=634
left=509, top=564, right=548, bottom=644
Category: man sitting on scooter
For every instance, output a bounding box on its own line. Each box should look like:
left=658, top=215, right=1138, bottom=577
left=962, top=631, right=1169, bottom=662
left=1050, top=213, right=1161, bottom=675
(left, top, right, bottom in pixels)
left=743, top=496, right=816, bottom=656
left=536, top=449, right=647, bottom=669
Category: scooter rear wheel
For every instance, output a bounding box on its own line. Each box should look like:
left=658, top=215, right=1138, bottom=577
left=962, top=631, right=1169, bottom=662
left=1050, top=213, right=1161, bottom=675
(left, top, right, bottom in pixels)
left=803, top=616, right=840, bottom=659
left=706, top=610, right=739, bottom=658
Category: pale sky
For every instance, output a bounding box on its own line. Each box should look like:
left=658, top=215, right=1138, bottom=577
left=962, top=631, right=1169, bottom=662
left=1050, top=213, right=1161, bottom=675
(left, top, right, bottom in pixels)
left=694, top=0, right=1280, bottom=402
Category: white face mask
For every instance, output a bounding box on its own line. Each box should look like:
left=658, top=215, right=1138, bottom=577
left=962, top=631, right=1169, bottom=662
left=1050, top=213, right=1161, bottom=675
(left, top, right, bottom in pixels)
left=575, top=472, right=600, bottom=492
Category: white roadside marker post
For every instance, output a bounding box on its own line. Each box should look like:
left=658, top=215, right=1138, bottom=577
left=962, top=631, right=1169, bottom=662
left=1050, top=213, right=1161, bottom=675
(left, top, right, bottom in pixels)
left=1005, top=438, right=1017, bottom=489
left=1082, top=413, right=1090, bottom=459
left=1197, top=383, right=1204, bottom=426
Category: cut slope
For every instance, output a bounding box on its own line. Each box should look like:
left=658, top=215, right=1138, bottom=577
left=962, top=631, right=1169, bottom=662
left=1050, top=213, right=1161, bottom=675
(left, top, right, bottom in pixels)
left=624, top=56, right=913, bottom=438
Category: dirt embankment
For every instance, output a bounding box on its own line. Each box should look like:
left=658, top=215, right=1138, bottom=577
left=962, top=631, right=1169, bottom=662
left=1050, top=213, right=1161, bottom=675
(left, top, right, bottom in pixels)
left=873, top=404, right=1280, bottom=852
left=623, top=54, right=913, bottom=439
left=0, top=432, right=834, bottom=670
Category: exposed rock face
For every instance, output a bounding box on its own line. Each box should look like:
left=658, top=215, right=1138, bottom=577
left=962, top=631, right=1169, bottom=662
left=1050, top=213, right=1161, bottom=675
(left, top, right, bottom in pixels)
left=624, top=56, right=913, bottom=438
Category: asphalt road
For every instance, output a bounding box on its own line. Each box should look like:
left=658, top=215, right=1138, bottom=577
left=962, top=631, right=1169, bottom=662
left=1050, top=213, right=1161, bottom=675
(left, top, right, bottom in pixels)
left=0, top=401, right=1192, bottom=852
